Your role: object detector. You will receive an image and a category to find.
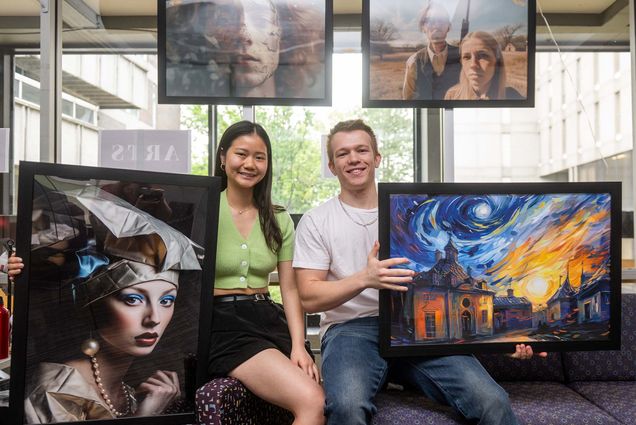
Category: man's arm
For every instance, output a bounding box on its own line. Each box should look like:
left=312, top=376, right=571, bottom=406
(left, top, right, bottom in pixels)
left=295, top=241, right=414, bottom=313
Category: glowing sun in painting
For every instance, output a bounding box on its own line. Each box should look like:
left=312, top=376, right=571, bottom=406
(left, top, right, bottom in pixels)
left=525, top=277, right=550, bottom=298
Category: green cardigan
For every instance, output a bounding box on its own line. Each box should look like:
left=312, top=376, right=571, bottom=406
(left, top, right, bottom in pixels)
left=214, top=191, right=294, bottom=289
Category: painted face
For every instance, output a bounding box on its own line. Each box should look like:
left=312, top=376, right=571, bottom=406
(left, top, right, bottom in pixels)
left=222, top=133, right=268, bottom=190
left=460, top=37, right=498, bottom=96
left=328, top=130, right=381, bottom=193
left=232, top=0, right=281, bottom=88
left=423, top=7, right=450, bottom=44
left=98, top=280, right=177, bottom=357
left=203, top=0, right=243, bottom=55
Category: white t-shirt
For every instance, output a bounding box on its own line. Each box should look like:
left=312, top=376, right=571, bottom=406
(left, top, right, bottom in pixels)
left=293, top=197, right=379, bottom=338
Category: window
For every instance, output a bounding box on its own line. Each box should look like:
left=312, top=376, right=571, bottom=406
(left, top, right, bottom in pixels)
left=75, top=104, right=94, bottom=124
left=21, top=82, right=39, bottom=105
left=425, top=312, right=436, bottom=338
left=62, top=99, right=73, bottom=117
left=482, top=310, right=488, bottom=324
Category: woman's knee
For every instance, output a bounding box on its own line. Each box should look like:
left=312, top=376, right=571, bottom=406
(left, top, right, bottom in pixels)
left=291, top=382, right=325, bottom=417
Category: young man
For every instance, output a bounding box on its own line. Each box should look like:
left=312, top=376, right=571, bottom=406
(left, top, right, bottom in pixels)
left=293, top=119, right=544, bottom=425
left=402, top=2, right=461, bottom=100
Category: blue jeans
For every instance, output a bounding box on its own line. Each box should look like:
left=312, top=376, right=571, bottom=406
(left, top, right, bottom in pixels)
left=321, top=317, right=518, bottom=425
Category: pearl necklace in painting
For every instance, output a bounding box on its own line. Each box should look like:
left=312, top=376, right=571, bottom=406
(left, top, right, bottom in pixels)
left=90, top=356, right=134, bottom=417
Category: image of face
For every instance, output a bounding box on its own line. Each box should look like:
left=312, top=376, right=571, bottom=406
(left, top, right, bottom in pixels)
left=202, top=0, right=243, bottom=56
left=98, top=280, right=177, bottom=357
left=232, top=0, right=281, bottom=88
left=329, top=130, right=381, bottom=193
left=222, top=132, right=268, bottom=190
left=460, top=37, right=498, bottom=96
left=423, top=7, right=450, bottom=44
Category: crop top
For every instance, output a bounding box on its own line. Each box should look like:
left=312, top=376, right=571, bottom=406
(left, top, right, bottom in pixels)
left=214, top=191, right=294, bottom=289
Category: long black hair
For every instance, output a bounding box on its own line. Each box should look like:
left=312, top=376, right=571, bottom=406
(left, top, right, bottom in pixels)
left=214, top=120, right=283, bottom=253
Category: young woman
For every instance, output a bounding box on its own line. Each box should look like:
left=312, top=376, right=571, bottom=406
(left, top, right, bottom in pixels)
left=444, top=31, right=523, bottom=100
left=208, top=120, right=324, bottom=425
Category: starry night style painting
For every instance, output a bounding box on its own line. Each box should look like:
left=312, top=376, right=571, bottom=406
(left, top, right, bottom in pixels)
left=378, top=182, right=622, bottom=357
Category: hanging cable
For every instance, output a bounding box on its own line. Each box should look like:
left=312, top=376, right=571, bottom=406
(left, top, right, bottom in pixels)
left=537, top=0, right=609, bottom=169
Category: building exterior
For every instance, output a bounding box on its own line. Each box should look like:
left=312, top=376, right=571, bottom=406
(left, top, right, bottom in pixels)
left=577, top=267, right=612, bottom=324
left=493, top=288, right=533, bottom=332
left=411, top=240, right=495, bottom=342
left=547, top=270, right=578, bottom=325
left=13, top=54, right=181, bottom=168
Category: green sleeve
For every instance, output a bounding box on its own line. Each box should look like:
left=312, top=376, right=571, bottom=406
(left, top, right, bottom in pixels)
left=276, top=211, right=295, bottom=262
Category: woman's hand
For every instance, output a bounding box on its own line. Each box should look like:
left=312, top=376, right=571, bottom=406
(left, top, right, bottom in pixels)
left=134, top=370, right=181, bottom=416
left=7, top=254, right=24, bottom=281
left=291, top=344, right=320, bottom=384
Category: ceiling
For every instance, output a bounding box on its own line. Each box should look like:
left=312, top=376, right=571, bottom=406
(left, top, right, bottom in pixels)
left=0, top=0, right=630, bottom=50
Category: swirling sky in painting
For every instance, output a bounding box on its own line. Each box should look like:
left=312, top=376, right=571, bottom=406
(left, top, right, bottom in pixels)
left=389, top=193, right=611, bottom=307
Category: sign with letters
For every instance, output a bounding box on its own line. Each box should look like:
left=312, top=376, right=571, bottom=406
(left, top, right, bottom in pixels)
left=99, top=129, right=191, bottom=174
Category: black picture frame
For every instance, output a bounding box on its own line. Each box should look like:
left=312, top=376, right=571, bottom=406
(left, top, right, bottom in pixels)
left=363, top=0, right=536, bottom=108
left=7, top=162, right=220, bottom=425
left=378, top=182, right=622, bottom=357
left=157, top=0, right=333, bottom=106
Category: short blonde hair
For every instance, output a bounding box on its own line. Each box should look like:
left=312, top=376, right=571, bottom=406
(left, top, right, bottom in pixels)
left=326, top=119, right=379, bottom=163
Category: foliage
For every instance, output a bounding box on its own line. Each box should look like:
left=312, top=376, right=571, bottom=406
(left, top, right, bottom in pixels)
left=493, top=24, right=524, bottom=50
left=370, top=19, right=399, bottom=60
left=183, top=105, right=243, bottom=176
left=362, top=108, right=414, bottom=182
left=256, top=107, right=340, bottom=212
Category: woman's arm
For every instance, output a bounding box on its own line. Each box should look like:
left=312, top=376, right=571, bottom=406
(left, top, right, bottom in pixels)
left=277, top=260, right=320, bottom=383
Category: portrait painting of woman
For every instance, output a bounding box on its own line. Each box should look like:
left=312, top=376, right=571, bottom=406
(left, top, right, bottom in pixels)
left=9, top=168, right=217, bottom=424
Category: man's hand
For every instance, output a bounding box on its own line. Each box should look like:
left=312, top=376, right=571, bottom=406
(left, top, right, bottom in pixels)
left=362, top=241, right=414, bottom=292
left=509, top=344, right=548, bottom=360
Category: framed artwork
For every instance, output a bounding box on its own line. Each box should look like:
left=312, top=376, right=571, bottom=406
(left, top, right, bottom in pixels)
left=0, top=216, right=16, bottom=414
left=379, top=182, right=622, bottom=357
left=158, top=0, right=333, bottom=106
left=8, top=162, right=220, bottom=425
left=363, top=0, right=536, bottom=108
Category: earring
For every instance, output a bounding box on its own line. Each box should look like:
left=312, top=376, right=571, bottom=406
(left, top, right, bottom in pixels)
left=81, top=337, right=100, bottom=357
left=221, top=163, right=226, bottom=171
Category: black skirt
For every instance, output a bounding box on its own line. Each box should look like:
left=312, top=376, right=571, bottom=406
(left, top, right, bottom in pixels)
left=208, top=297, right=307, bottom=377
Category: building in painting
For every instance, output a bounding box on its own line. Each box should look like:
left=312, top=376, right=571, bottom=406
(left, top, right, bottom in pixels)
left=576, top=267, right=611, bottom=324
left=532, top=307, right=548, bottom=329
left=493, top=288, right=533, bottom=333
left=547, top=268, right=578, bottom=325
left=410, top=240, right=495, bottom=342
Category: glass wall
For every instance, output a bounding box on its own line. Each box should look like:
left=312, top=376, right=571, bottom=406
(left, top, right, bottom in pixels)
left=3, top=2, right=634, bottom=263
left=208, top=54, right=415, bottom=213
